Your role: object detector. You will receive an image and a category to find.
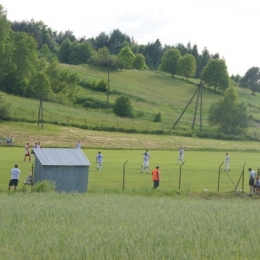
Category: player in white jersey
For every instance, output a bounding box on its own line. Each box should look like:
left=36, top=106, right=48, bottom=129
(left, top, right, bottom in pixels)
left=177, top=147, right=185, bottom=164
left=76, top=141, right=81, bottom=149
left=224, top=152, right=230, bottom=172
left=96, top=151, right=103, bottom=171
left=141, top=150, right=151, bottom=173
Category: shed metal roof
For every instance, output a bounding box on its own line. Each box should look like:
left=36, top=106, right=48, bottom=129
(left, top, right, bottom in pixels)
left=33, top=148, right=91, bottom=166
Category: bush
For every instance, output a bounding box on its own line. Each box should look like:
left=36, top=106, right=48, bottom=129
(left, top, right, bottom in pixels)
left=113, top=96, right=133, bottom=118
left=79, top=79, right=107, bottom=92
left=76, top=97, right=107, bottom=109
left=153, top=112, right=162, bottom=122
left=32, top=180, right=56, bottom=192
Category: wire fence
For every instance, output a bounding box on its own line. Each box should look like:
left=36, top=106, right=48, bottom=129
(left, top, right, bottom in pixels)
left=11, top=109, right=202, bottom=135
left=11, top=109, right=260, bottom=139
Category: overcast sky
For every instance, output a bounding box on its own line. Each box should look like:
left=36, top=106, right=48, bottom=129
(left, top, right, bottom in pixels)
left=2, top=0, right=260, bottom=76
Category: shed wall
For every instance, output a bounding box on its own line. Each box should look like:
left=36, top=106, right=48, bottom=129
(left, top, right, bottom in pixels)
left=34, top=159, right=89, bottom=192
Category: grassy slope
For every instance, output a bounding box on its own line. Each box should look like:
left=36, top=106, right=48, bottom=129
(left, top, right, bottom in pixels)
left=3, top=64, right=260, bottom=135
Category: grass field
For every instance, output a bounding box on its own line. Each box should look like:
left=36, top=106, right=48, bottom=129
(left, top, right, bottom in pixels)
left=1, top=146, right=259, bottom=193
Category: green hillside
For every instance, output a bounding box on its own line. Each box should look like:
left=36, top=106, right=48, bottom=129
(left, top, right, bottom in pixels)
left=3, top=64, right=260, bottom=136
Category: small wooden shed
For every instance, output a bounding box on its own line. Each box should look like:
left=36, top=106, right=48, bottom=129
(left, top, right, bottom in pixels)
left=33, top=148, right=91, bottom=192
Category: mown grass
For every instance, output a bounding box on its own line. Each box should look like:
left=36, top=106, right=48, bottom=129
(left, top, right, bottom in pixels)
left=1, top=192, right=260, bottom=259
left=1, top=146, right=259, bottom=193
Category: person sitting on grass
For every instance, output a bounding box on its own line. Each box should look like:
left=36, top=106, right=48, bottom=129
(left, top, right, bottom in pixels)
left=23, top=173, right=33, bottom=185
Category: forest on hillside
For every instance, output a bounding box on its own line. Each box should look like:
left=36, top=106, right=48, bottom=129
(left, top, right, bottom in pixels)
left=1, top=3, right=260, bottom=102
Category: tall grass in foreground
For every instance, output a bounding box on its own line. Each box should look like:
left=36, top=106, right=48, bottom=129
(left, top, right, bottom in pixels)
left=0, top=192, right=259, bottom=259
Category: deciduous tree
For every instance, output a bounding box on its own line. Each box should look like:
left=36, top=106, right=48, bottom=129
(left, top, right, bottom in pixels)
left=58, top=39, right=72, bottom=63
left=177, top=53, right=196, bottom=80
left=208, top=87, right=252, bottom=134
left=202, top=59, right=229, bottom=92
left=69, top=41, right=93, bottom=65
left=240, top=67, right=260, bottom=95
left=118, top=46, right=135, bottom=69
left=133, top=53, right=146, bottom=70
left=160, top=48, right=181, bottom=77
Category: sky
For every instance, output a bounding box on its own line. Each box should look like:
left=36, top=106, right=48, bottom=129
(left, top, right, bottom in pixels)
left=2, top=0, right=260, bottom=76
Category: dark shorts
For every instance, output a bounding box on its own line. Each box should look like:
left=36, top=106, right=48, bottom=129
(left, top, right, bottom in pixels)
left=249, top=179, right=254, bottom=186
left=9, top=179, right=19, bottom=186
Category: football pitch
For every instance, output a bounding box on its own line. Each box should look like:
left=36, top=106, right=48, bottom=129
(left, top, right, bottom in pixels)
left=0, top=147, right=259, bottom=193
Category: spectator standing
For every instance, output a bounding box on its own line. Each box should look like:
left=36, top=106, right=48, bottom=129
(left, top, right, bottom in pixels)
left=152, top=166, right=161, bottom=189
left=8, top=164, right=21, bottom=191
left=254, top=175, right=260, bottom=193
left=96, top=151, right=103, bottom=171
left=24, top=143, right=31, bottom=162
left=248, top=168, right=256, bottom=196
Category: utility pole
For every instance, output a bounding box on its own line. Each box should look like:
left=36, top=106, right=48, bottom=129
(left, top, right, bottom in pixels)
left=106, top=65, right=110, bottom=113
left=173, top=78, right=203, bottom=131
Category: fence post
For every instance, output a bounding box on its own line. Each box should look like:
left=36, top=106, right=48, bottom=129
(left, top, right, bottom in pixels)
left=122, top=160, right=128, bottom=190
left=218, top=162, right=224, bottom=192
left=178, top=161, right=185, bottom=190
left=234, top=162, right=246, bottom=192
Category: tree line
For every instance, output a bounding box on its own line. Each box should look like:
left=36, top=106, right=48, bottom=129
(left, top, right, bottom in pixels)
left=8, top=10, right=260, bottom=95
left=0, top=5, right=256, bottom=135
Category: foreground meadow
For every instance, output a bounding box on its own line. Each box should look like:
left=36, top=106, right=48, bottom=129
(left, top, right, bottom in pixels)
left=0, top=192, right=259, bottom=260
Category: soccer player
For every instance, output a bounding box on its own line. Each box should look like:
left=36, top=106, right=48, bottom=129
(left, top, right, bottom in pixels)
left=96, top=151, right=103, bottom=171
left=141, top=150, right=151, bottom=173
left=24, top=143, right=31, bottom=162
left=177, top=147, right=185, bottom=164
left=76, top=141, right=81, bottom=149
left=224, top=152, right=230, bottom=172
